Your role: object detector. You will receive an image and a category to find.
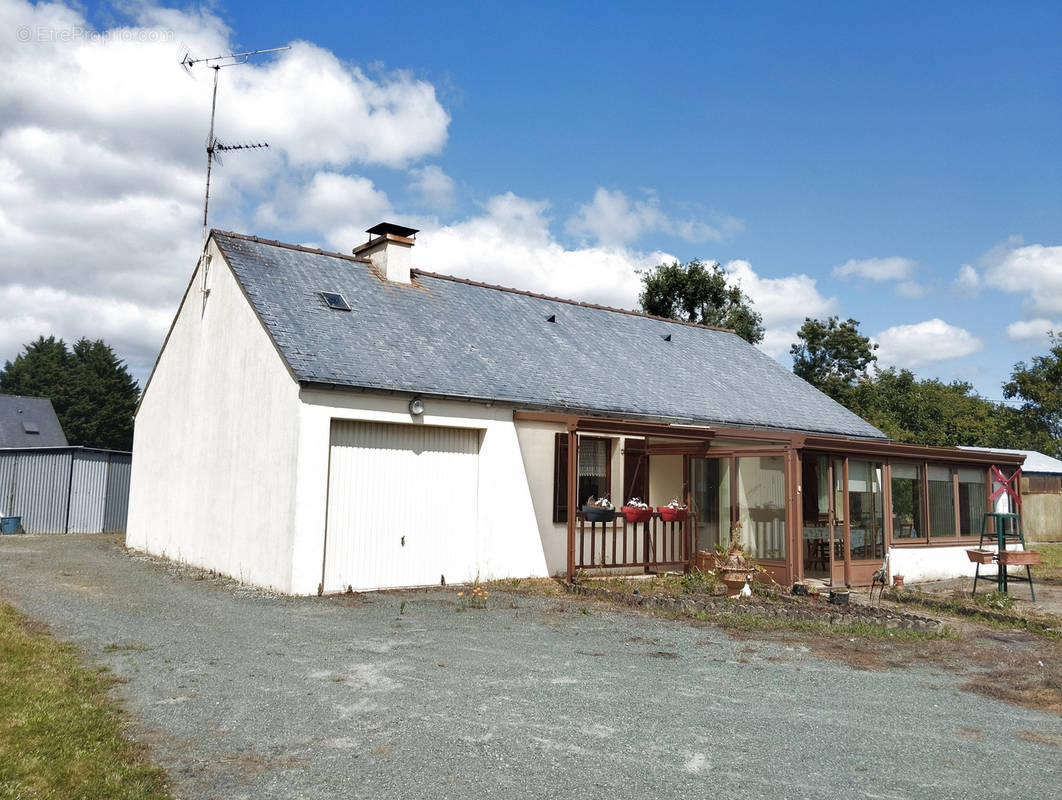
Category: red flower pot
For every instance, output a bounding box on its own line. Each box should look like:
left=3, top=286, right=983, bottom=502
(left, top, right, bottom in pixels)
left=657, top=506, right=688, bottom=523
left=621, top=506, right=653, bottom=524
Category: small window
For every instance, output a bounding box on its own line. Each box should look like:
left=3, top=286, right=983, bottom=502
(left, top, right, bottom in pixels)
left=22, top=421, right=40, bottom=434
left=552, top=434, right=613, bottom=523
left=319, top=291, right=351, bottom=311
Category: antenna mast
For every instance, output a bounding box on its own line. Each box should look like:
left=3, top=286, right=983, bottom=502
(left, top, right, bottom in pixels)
left=180, top=45, right=289, bottom=291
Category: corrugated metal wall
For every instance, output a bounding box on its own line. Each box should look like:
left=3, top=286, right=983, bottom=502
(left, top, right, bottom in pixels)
left=69, top=450, right=108, bottom=533
left=0, top=448, right=132, bottom=534
left=103, top=456, right=131, bottom=532
left=323, top=421, right=481, bottom=592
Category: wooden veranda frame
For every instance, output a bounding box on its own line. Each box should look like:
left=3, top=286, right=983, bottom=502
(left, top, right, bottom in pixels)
left=514, top=411, right=1026, bottom=585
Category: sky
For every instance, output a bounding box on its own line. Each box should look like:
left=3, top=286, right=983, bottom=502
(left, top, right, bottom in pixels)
left=1, top=0, right=1060, bottom=403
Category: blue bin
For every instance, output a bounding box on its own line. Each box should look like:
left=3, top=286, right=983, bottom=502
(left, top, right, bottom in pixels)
left=1, top=516, right=21, bottom=534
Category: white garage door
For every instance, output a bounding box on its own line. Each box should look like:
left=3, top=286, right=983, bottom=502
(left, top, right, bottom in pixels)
left=323, top=420, right=481, bottom=592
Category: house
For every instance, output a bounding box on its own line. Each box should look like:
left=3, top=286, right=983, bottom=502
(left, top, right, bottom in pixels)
left=0, top=395, right=67, bottom=447
left=125, top=223, right=1024, bottom=594
left=960, top=447, right=1062, bottom=543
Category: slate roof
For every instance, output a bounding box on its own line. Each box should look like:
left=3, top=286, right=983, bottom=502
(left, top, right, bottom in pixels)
left=959, top=447, right=1059, bottom=473
left=0, top=395, right=67, bottom=448
left=213, top=231, right=887, bottom=440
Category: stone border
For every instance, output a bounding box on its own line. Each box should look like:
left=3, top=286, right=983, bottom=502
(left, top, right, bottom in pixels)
left=567, top=583, right=944, bottom=631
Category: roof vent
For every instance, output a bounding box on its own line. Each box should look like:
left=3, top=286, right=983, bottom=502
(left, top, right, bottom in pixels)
left=320, top=291, right=351, bottom=311
left=353, top=222, right=418, bottom=284
left=662, top=334, right=672, bottom=342
left=546, top=314, right=556, bottom=323
left=22, top=421, right=40, bottom=435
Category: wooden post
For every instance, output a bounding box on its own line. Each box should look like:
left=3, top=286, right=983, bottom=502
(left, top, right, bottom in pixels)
left=566, top=427, right=578, bottom=582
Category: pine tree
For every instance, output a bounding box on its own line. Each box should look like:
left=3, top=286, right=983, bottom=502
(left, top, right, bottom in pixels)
left=0, top=337, right=140, bottom=450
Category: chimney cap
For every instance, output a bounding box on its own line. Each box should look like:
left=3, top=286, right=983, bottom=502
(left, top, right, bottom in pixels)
left=366, top=222, right=419, bottom=239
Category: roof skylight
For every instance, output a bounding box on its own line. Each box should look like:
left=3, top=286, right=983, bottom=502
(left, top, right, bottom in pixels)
left=320, top=291, right=351, bottom=311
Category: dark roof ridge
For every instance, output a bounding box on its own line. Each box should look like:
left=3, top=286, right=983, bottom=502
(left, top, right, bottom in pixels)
left=212, top=228, right=738, bottom=336
left=210, top=229, right=373, bottom=265
left=411, top=269, right=739, bottom=335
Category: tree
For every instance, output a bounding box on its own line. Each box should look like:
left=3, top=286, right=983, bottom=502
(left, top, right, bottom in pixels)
left=1002, top=333, right=1062, bottom=457
left=0, top=336, right=140, bottom=450
left=638, top=259, right=764, bottom=344
left=790, top=316, right=877, bottom=404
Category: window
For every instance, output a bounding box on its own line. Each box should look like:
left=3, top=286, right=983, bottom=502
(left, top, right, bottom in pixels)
left=958, top=467, right=987, bottom=537
left=890, top=463, right=924, bottom=539
left=848, top=461, right=884, bottom=560
left=553, top=435, right=612, bottom=523
left=737, top=456, right=786, bottom=560
left=577, top=438, right=611, bottom=506
left=928, top=465, right=955, bottom=538
left=319, top=291, right=351, bottom=311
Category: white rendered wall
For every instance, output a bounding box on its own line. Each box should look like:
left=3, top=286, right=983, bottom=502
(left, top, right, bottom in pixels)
left=290, top=391, right=549, bottom=594
left=514, top=421, right=569, bottom=575
left=648, top=455, right=683, bottom=508
left=889, top=544, right=1029, bottom=583
left=126, top=240, right=302, bottom=592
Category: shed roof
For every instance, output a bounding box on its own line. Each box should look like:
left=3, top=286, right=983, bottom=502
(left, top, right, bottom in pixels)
left=0, top=395, right=67, bottom=448
left=958, top=447, right=1062, bottom=474
left=213, top=230, right=888, bottom=440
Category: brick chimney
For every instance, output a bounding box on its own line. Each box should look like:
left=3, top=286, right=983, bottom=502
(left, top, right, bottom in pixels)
left=353, top=222, right=418, bottom=284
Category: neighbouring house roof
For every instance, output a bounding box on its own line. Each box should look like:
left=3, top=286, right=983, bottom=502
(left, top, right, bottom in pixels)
left=958, top=447, right=1061, bottom=474
left=0, top=395, right=67, bottom=448
left=212, top=231, right=888, bottom=440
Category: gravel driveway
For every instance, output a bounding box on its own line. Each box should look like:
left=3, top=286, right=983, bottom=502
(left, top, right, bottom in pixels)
left=1, top=534, right=1060, bottom=800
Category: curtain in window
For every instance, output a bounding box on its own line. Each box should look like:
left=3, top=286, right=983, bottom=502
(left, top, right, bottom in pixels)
left=578, top=439, right=608, bottom=477
left=736, top=456, right=786, bottom=560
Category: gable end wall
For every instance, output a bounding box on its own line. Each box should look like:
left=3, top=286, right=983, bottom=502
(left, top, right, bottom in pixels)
left=125, top=240, right=301, bottom=592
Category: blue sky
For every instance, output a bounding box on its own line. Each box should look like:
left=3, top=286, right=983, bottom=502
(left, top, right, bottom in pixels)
left=2, top=0, right=1060, bottom=403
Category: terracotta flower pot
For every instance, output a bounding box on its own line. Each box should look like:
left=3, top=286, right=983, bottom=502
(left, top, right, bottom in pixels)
left=657, top=506, right=687, bottom=523
left=621, top=506, right=653, bottom=524
left=718, top=568, right=748, bottom=597
left=966, top=549, right=995, bottom=564
left=998, top=549, right=1041, bottom=566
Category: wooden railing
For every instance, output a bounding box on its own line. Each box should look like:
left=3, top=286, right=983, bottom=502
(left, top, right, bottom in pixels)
left=575, top=511, right=695, bottom=572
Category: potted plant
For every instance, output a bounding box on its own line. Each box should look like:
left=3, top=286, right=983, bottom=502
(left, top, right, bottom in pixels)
left=620, top=497, right=652, bottom=524
left=657, top=499, right=688, bottom=523
left=582, top=496, right=616, bottom=523
left=715, top=521, right=752, bottom=597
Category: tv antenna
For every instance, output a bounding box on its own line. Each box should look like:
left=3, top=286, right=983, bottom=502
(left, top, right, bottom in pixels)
left=179, top=45, right=290, bottom=291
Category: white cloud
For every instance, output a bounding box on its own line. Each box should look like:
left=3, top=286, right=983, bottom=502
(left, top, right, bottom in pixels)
left=896, top=281, right=929, bottom=298
left=954, top=264, right=981, bottom=296
left=256, top=172, right=393, bottom=251
left=723, top=260, right=836, bottom=358
left=1006, top=318, right=1060, bottom=344
left=982, top=242, right=1062, bottom=316
left=0, top=0, right=451, bottom=382
left=832, top=256, right=917, bottom=282
left=416, top=192, right=673, bottom=309
left=0, top=285, right=172, bottom=381
left=874, top=319, right=983, bottom=368
left=566, top=187, right=741, bottom=247
left=408, top=165, right=456, bottom=210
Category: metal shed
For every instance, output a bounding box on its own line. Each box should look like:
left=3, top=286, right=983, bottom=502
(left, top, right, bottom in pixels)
left=0, top=447, right=132, bottom=534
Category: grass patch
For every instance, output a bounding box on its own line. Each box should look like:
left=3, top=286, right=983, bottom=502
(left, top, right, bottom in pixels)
left=1038, top=543, right=1062, bottom=582
left=887, top=588, right=1062, bottom=640
left=697, top=611, right=955, bottom=640
left=0, top=603, right=171, bottom=800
